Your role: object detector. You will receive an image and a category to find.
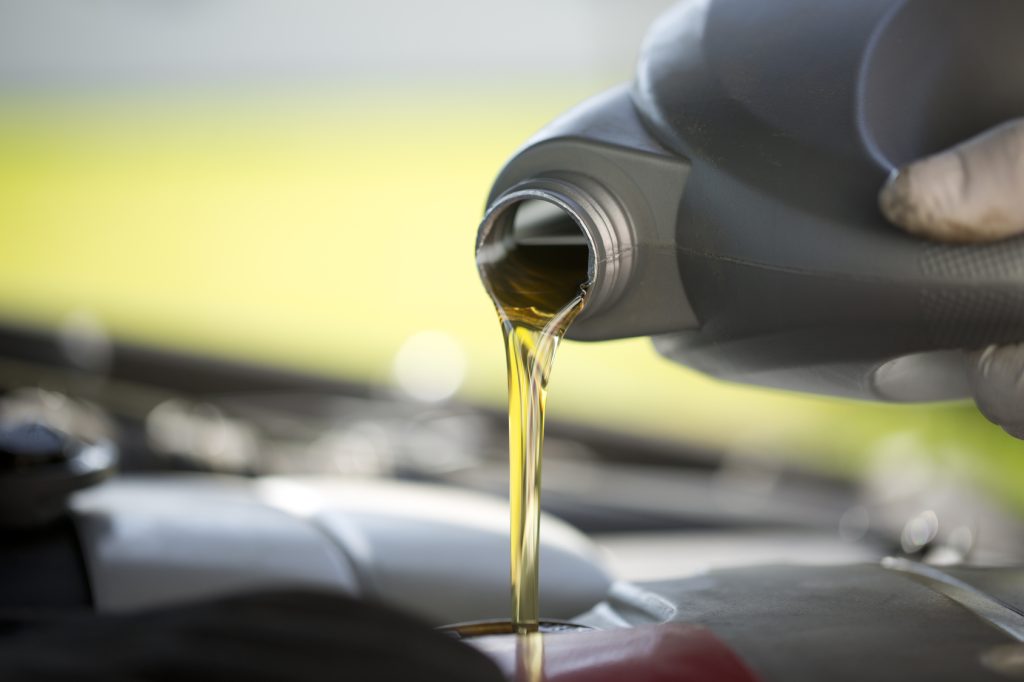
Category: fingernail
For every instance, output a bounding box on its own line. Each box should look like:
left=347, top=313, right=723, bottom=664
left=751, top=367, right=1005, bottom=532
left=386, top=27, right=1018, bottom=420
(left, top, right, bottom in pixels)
left=879, top=167, right=913, bottom=222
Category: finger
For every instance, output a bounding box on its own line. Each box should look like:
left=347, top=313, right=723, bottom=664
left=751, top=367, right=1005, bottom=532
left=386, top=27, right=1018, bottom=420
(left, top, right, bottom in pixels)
left=880, top=119, right=1024, bottom=243
left=967, top=344, right=1024, bottom=439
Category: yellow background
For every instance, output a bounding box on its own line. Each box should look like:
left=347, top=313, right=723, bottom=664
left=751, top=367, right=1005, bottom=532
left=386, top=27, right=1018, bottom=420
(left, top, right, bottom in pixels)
left=1, top=87, right=1022, bottom=506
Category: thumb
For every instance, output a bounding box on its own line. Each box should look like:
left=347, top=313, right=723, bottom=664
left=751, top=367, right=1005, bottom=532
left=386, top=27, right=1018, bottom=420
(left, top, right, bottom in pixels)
left=968, top=344, right=1024, bottom=439
left=880, top=119, right=1024, bottom=243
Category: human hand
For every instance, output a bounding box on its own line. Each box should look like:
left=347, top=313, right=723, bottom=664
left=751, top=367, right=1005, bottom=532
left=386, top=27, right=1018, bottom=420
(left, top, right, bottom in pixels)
left=880, top=120, right=1024, bottom=438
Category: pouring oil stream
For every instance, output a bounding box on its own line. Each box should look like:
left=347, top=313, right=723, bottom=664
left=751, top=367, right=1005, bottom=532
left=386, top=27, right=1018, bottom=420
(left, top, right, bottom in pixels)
left=478, top=198, right=591, bottom=634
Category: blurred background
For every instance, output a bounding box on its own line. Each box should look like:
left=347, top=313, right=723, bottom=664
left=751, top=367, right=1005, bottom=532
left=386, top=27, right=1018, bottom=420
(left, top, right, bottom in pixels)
left=1, top=0, right=1024, bottom=560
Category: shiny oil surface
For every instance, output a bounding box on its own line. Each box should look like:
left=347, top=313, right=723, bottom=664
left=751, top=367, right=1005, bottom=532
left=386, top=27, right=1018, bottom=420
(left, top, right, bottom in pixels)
left=478, top=216, right=589, bottom=634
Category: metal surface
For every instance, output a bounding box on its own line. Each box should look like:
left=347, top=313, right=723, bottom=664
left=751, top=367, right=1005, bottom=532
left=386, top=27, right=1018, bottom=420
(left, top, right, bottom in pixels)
left=883, top=557, right=1024, bottom=642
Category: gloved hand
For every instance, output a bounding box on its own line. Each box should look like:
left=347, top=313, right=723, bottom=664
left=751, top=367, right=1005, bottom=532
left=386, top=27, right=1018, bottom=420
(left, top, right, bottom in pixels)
left=880, top=120, right=1024, bottom=438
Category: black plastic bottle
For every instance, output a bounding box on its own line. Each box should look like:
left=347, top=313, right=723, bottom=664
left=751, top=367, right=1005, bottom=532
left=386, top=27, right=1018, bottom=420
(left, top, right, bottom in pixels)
left=476, top=0, right=1024, bottom=401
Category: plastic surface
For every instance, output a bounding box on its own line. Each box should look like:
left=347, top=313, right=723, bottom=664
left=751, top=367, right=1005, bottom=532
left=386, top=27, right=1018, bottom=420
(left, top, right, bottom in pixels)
left=71, top=475, right=611, bottom=624
left=0, top=517, right=92, bottom=610
left=487, top=86, right=697, bottom=342
left=483, top=0, right=1024, bottom=399
left=0, top=590, right=505, bottom=682
left=71, top=475, right=361, bottom=612
left=469, top=623, right=760, bottom=682
left=578, top=563, right=1024, bottom=682
left=295, top=477, right=612, bottom=624
left=638, top=0, right=1024, bottom=400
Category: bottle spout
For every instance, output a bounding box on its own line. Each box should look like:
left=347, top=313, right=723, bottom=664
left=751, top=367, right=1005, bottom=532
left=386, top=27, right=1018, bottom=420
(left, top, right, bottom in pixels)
left=476, top=175, right=634, bottom=323
left=475, top=86, right=698, bottom=341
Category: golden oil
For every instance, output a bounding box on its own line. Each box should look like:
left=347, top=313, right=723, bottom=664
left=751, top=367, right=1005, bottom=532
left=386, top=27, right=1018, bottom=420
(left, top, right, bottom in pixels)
left=516, top=631, right=545, bottom=682
left=479, top=220, right=590, bottom=635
